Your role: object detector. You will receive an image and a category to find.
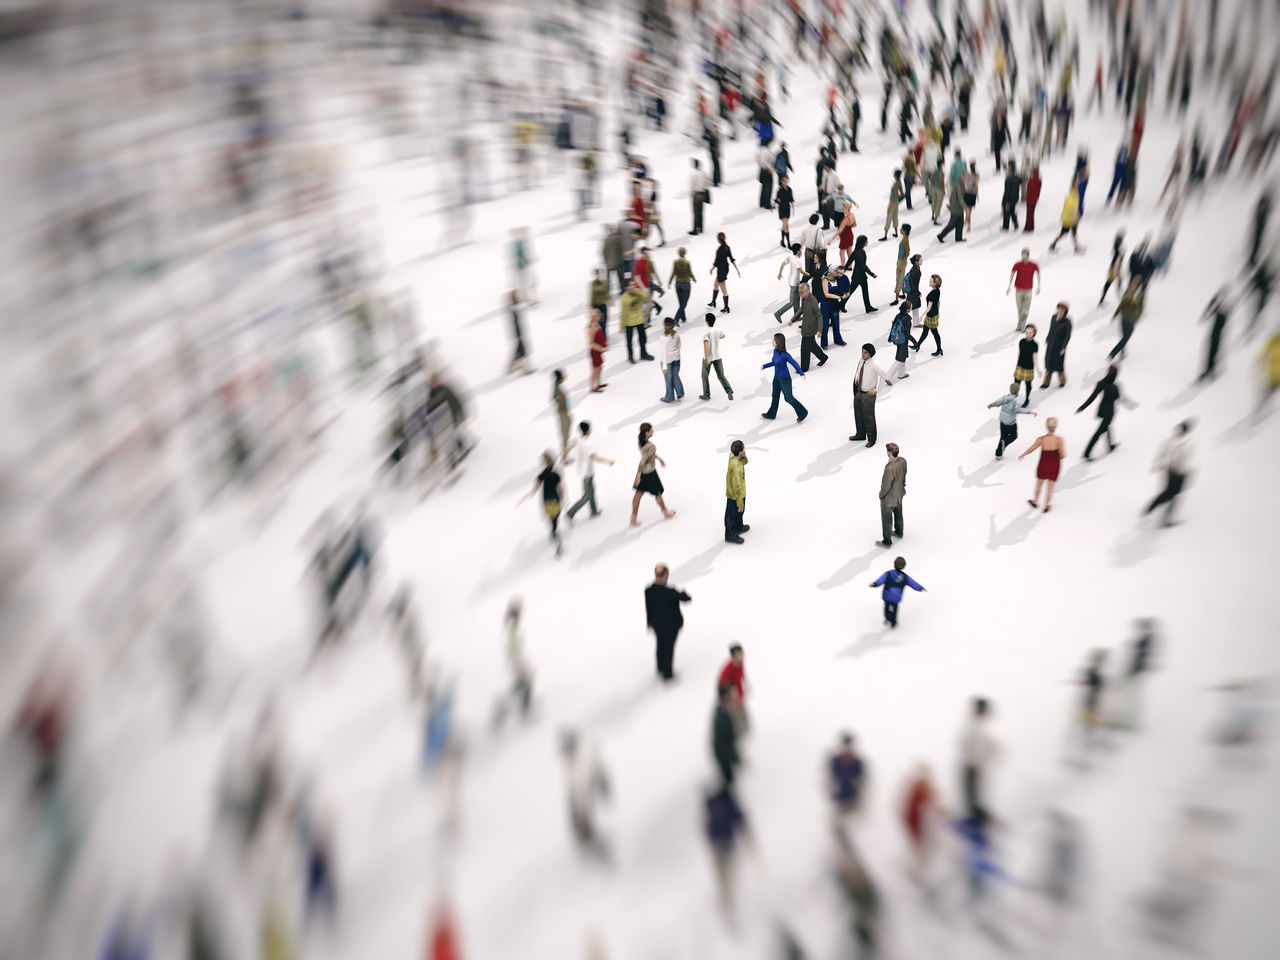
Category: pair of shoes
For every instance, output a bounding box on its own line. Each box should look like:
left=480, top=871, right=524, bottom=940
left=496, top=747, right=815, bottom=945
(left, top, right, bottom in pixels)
left=725, top=535, right=745, bottom=544
left=761, top=413, right=776, bottom=419
left=865, top=440, right=875, bottom=448
left=739, top=525, right=751, bottom=533
left=874, top=539, right=892, bottom=547
left=849, top=434, right=865, bottom=441
left=698, top=394, right=711, bottom=400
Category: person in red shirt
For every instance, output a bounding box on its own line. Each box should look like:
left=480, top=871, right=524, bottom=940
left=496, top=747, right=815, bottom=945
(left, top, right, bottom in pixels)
left=628, top=183, right=647, bottom=238
left=717, top=644, right=749, bottom=735
left=901, top=762, right=943, bottom=885
left=1005, top=249, right=1041, bottom=331
left=1024, top=166, right=1043, bottom=232
left=427, top=901, right=461, bottom=960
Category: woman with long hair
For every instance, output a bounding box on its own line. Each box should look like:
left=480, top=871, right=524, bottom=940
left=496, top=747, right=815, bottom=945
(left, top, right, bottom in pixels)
left=586, top=309, right=607, bottom=393
left=708, top=232, right=741, bottom=314
left=828, top=200, right=859, bottom=267
left=659, top=319, right=685, bottom=402
left=630, top=422, right=676, bottom=525
left=845, top=234, right=878, bottom=313
left=760, top=332, right=809, bottom=421
left=774, top=174, right=794, bottom=248
left=1019, top=417, right=1065, bottom=513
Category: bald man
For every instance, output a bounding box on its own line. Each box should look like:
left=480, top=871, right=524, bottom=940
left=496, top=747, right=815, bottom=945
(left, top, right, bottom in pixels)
left=644, top=564, right=692, bottom=682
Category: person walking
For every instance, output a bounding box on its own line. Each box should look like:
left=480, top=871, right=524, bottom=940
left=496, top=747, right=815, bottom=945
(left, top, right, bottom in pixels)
left=1012, top=324, right=1041, bottom=407
left=850, top=343, right=889, bottom=445
left=1018, top=416, right=1065, bottom=512
left=552, top=370, right=572, bottom=461
left=1198, top=290, right=1230, bottom=381
left=644, top=562, right=690, bottom=681
left=508, top=290, right=532, bottom=374
left=914, top=274, right=943, bottom=355
left=791, top=282, right=829, bottom=372
left=987, top=383, right=1038, bottom=459
left=658, top=319, right=685, bottom=403
left=589, top=268, right=610, bottom=332
left=959, top=697, right=999, bottom=826
left=724, top=440, right=749, bottom=543
left=904, top=254, right=924, bottom=328
left=760, top=332, right=809, bottom=422
left=756, top=140, right=775, bottom=210
left=1041, top=302, right=1073, bottom=388
left=699, top=313, right=733, bottom=400
left=1049, top=175, right=1082, bottom=252
left=565, top=421, right=614, bottom=520
left=1000, top=161, right=1022, bottom=230
left=869, top=556, right=926, bottom=628
left=962, top=161, right=979, bottom=232
left=829, top=733, right=868, bottom=821
left=667, top=247, right=695, bottom=325
left=1077, top=365, right=1137, bottom=460
left=800, top=213, right=827, bottom=286
left=717, top=644, right=749, bottom=733
left=630, top=422, right=675, bottom=525
left=1099, top=230, right=1126, bottom=304
left=1024, top=165, right=1043, bottom=231
left=821, top=263, right=851, bottom=347
left=886, top=302, right=914, bottom=381
left=846, top=235, right=878, bottom=313
left=891, top=224, right=911, bottom=303
left=1108, top=277, right=1144, bottom=360
left=936, top=174, right=967, bottom=242
left=704, top=786, right=751, bottom=925
left=773, top=242, right=807, bottom=323
left=712, top=683, right=742, bottom=787
left=774, top=174, right=795, bottom=248
left=708, top=233, right=741, bottom=314
left=518, top=451, right=566, bottom=556
left=690, top=159, right=710, bottom=235
left=829, top=201, right=859, bottom=268
left=560, top=730, right=611, bottom=862
left=586, top=309, right=607, bottom=393
left=876, top=442, right=907, bottom=546
left=603, top=224, right=625, bottom=295
left=620, top=279, right=654, bottom=364
left=1142, top=420, right=1194, bottom=526
left=1006, top=249, right=1041, bottom=331
left=882, top=170, right=904, bottom=240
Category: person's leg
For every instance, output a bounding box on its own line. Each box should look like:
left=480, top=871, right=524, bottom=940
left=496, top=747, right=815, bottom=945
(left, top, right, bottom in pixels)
left=625, top=324, right=636, bottom=362
left=880, top=501, right=893, bottom=543
left=1043, top=479, right=1056, bottom=508
left=663, top=365, right=676, bottom=401
left=831, top=306, right=845, bottom=344
left=630, top=489, right=643, bottom=523
left=781, top=376, right=807, bottom=417
left=885, top=600, right=898, bottom=626
left=701, top=360, right=712, bottom=398
left=676, top=282, right=690, bottom=323
left=813, top=336, right=828, bottom=365
left=1084, top=420, right=1106, bottom=458
left=860, top=277, right=873, bottom=311
left=763, top=378, right=782, bottom=417
left=725, top=497, right=739, bottom=540
left=894, top=261, right=906, bottom=299
left=714, top=359, right=733, bottom=395
left=1023, top=380, right=1033, bottom=404
left=864, top=394, right=877, bottom=442
left=893, top=504, right=904, bottom=537
left=638, top=323, right=649, bottom=358
left=567, top=482, right=590, bottom=519
left=800, top=336, right=813, bottom=371
left=673, top=359, right=684, bottom=398
left=851, top=391, right=866, bottom=437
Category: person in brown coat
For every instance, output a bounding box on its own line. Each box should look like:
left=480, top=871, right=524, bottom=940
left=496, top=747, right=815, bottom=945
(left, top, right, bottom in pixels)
left=877, top=443, right=907, bottom=547
left=788, top=283, right=828, bottom=371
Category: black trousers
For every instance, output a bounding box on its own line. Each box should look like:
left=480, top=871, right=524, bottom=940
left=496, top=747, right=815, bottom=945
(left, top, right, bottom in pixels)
left=624, top=324, right=648, bottom=361
left=692, top=196, right=704, bottom=234
left=615, top=264, right=628, bottom=295
left=917, top=326, right=942, bottom=352
left=759, top=170, right=773, bottom=208
left=847, top=274, right=873, bottom=310
left=883, top=599, right=900, bottom=626
left=711, top=152, right=722, bottom=186
left=996, top=420, right=1018, bottom=457
left=880, top=501, right=903, bottom=542
left=724, top=497, right=745, bottom=540
left=938, top=211, right=965, bottom=241
left=853, top=390, right=877, bottom=441
left=1144, top=470, right=1186, bottom=520
left=1001, top=200, right=1019, bottom=230
left=963, top=764, right=986, bottom=824
left=1203, top=328, right=1223, bottom=376
left=655, top=629, right=678, bottom=679
left=849, top=115, right=859, bottom=150
left=1084, top=416, right=1114, bottom=457
left=800, top=334, right=828, bottom=370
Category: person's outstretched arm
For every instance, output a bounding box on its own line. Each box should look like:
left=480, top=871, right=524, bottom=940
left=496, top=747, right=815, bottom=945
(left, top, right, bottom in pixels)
left=904, top=575, right=926, bottom=592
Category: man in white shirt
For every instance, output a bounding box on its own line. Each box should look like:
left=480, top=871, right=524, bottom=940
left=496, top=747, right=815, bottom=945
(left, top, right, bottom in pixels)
left=959, top=697, right=999, bottom=825
left=772, top=242, right=808, bottom=323
left=561, top=729, right=611, bottom=861
left=850, top=343, right=890, bottom=446
left=1143, top=419, right=1194, bottom=526
left=565, top=421, right=615, bottom=520
left=699, top=313, right=734, bottom=400
left=756, top=142, right=775, bottom=209
left=690, top=158, right=710, bottom=235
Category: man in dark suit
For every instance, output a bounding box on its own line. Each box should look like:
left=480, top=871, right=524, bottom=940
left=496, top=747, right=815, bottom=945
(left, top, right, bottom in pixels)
left=644, top=563, right=691, bottom=682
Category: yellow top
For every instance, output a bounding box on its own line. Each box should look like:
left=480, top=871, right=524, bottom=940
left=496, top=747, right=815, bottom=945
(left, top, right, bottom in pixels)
left=1263, top=334, right=1280, bottom=385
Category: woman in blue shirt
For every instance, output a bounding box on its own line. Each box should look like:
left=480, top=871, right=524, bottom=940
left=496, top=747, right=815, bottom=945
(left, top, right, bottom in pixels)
left=760, top=333, right=808, bottom=422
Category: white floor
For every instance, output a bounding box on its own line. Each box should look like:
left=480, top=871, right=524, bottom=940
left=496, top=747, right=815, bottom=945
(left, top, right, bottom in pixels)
left=12, top=2, right=1280, bottom=959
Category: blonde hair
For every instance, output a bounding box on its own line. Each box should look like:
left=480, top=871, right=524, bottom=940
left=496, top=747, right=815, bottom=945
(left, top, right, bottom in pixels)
left=1046, top=417, right=1058, bottom=432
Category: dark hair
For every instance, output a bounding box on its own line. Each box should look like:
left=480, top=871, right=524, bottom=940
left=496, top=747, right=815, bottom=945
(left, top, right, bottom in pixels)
left=894, top=556, right=906, bottom=571
left=809, top=213, right=820, bottom=224
left=901, top=223, right=911, bottom=235
left=705, top=313, right=716, bottom=325
left=729, top=642, right=743, bottom=654
left=839, top=731, right=854, bottom=746
left=861, top=342, right=876, bottom=356
left=773, top=332, right=786, bottom=351
left=855, top=234, right=868, bottom=249
left=790, top=242, right=802, bottom=254
left=1177, top=419, right=1195, bottom=434
left=730, top=440, right=744, bottom=456
left=973, top=697, right=990, bottom=716
left=893, top=168, right=901, bottom=177
left=553, top=369, right=565, bottom=384
left=716, top=232, right=726, bottom=244
left=637, top=422, right=652, bottom=448
left=578, top=421, right=591, bottom=436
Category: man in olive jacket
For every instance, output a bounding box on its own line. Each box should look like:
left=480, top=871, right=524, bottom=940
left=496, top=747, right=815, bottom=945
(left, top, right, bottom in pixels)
left=877, top=442, right=907, bottom=547
left=724, top=440, right=750, bottom=543
left=790, top=282, right=829, bottom=371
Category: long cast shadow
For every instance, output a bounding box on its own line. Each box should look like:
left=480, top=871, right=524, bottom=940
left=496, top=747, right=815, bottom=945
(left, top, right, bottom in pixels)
left=957, top=462, right=1004, bottom=489
left=970, top=330, right=1020, bottom=358
left=818, top=548, right=879, bottom=591
left=797, top=438, right=867, bottom=482
left=837, top=630, right=903, bottom=660
left=986, top=510, right=1038, bottom=550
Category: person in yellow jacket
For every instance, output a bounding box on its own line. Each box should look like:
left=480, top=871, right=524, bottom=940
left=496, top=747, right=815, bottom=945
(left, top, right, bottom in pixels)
left=724, top=440, right=750, bottom=543
left=619, top=279, right=654, bottom=363
left=1258, top=332, right=1280, bottom=417
left=1050, top=173, right=1081, bottom=253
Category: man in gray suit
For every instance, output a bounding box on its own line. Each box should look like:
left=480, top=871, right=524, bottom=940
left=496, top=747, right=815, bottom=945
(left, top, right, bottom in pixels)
left=877, top=443, right=907, bottom=547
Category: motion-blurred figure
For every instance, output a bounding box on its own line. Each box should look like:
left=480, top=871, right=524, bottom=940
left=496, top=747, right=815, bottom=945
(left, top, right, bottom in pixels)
left=492, top=599, right=534, bottom=729
left=959, top=696, right=999, bottom=826
left=1142, top=420, right=1195, bottom=527
left=1140, top=806, right=1242, bottom=952
left=1111, top=618, right=1159, bottom=731
left=704, top=786, right=752, bottom=926
left=389, top=583, right=426, bottom=702
left=834, top=826, right=881, bottom=957
left=901, top=762, right=943, bottom=893
left=561, top=730, right=611, bottom=863
left=828, top=731, right=867, bottom=824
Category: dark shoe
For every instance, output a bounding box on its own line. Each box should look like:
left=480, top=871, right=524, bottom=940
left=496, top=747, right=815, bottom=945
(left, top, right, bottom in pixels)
left=865, top=440, right=875, bottom=448
left=817, top=357, right=828, bottom=367
left=1039, top=382, right=1050, bottom=389
left=797, top=413, right=808, bottom=422
left=875, top=539, right=892, bottom=547
left=640, top=354, right=655, bottom=361
left=725, top=535, right=745, bottom=544
left=834, top=340, right=848, bottom=346
left=932, top=350, right=943, bottom=356
left=719, top=306, right=730, bottom=314
left=1027, top=499, right=1038, bottom=508
left=898, top=373, right=910, bottom=379
left=1044, top=505, right=1051, bottom=513
left=698, top=394, right=711, bottom=400
left=1020, top=400, right=1029, bottom=408
left=659, top=397, right=674, bottom=403
left=1109, top=442, right=1119, bottom=452
left=761, top=413, right=776, bottom=420
left=866, top=306, right=878, bottom=313
left=726, top=392, right=734, bottom=400
left=739, top=525, right=751, bottom=533
left=849, top=435, right=865, bottom=441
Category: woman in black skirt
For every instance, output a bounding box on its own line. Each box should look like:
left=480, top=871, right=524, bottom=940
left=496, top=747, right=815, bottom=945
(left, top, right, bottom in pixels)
left=844, top=235, right=878, bottom=313
left=774, top=175, right=795, bottom=249
left=1012, top=324, right=1041, bottom=407
left=708, top=232, right=741, bottom=314
left=630, top=421, right=676, bottom=526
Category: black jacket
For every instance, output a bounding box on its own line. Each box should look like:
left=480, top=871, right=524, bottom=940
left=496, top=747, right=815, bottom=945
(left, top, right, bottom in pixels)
left=1002, top=172, right=1023, bottom=203
left=713, top=705, right=738, bottom=767
left=645, top=582, right=690, bottom=635
left=1078, top=377, right=1121, bottom=420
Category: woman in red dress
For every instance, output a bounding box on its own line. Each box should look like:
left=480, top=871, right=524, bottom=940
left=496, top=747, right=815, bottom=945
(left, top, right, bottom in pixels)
left=829, top=201, right=858, bottom=266
left=587, top=308, right=607, bottom=393
left=1019, top=416, right=1065, bottom=512
left=1024, top=165, right=1043, bottom=232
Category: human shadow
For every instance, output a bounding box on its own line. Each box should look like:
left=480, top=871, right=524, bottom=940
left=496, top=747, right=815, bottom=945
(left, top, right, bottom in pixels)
left=721, top=208, right=759, bottom=226
left=957, top=462, right=1004, bottom=489
left=469, top=535, right=557, bottom=601
left=1055, top=461, right=1103, bottom=492
left=1158, top=380, right=1206, bottom=411
left=463, top=305, right=508, bottom=329
left=576, top=678, right=656, bottom=735
left=986, top=510, right=1038, bottom=550
left=570, top=519, right=663, bottom=570
left=970, top=330, right=1020, bottom=358
left=818, top=548, right=879, bottom=591
left=797, top=438, right=867, bottom=481
left=836, top=630, right=903, bottom=660
left=672, top=539, right=729, bottom=585
left=1110, top=525, right=1160, bottom=568
left=969, top=417, right=1001, bottom=444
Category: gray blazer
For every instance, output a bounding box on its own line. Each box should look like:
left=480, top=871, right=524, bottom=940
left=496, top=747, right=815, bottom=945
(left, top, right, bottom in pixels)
left=880, top=456, right=907, bottom=507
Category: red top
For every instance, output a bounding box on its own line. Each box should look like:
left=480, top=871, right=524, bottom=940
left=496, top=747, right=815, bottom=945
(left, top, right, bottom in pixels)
left=589, top=323, right=606, bottom=367
left=1026, top=175, right=1043, bottom=204
left=1010, top=261, right=1040, bottom=289
left=718, top=660, right=745, bottom=700
left=903, top=778, right=933, bottom=842
left=630, top=195, right=647, bottom=224
left=634, top=257, right=651, bottom=288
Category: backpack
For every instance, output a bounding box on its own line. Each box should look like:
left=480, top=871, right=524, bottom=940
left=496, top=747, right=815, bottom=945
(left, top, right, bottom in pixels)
left=889, top=314, right=907, bottom=346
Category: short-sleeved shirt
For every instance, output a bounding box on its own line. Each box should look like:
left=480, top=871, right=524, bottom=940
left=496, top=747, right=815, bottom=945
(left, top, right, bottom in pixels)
left=703, top=327, right=725, bottom=361
left=1016, top=338, right=1039, bottom=368
left=537, top=467, right=560, bottom=502
left=576, top=437, right=595, bottom=478
left=1011, top=260, right=1040, bottom=289
left=785, top=254, right=804, bottom=286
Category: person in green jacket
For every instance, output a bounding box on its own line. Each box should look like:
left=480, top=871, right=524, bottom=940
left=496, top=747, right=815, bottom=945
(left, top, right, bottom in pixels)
left=724, top=440, right=750, bottom=543
left=620, top=279, right=654, bottom=363
left=789, top=282, right=828, bottom=371
left=590, top=268, right=610, bottom=334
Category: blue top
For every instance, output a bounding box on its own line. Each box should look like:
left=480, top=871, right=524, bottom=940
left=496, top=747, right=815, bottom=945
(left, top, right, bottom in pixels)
left=762, top=348, right=803, bottom=379
left=988, top=393, right=1036, bottom=425
left=830, top=753, right=865, bottom=804
left=872, top=569, right=924, bottom=603
left=824, top=274, right=851, bottom=299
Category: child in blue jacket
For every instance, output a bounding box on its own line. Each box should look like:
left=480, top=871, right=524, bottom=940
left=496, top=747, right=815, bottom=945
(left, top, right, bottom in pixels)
left=869, top=556, right=926, bottom=627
